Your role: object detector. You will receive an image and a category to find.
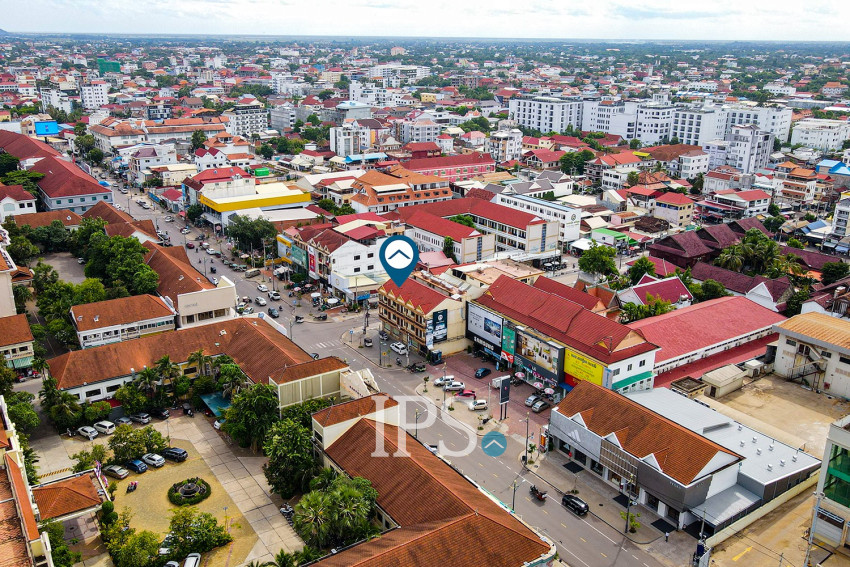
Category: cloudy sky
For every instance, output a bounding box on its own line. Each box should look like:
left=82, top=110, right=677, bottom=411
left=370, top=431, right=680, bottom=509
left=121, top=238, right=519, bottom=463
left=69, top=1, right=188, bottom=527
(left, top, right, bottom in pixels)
left=1, top=0, right=847, bottom=41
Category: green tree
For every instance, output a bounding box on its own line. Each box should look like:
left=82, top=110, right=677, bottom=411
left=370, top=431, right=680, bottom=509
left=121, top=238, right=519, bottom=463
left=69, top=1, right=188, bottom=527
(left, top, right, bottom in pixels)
left=224, top=383, right=280, bottom=451
left=785, top=288, right=811, bottom=316
left=87, top=148, right=104, bottom=165
left=822, top=262, right=850, bottom=286
left=186, top=203, right=204, bottom=222
left=448, top=214, right=475, bottom=228
left=187, top=349, right=209, bottom=377
left=1, top=170, right=45, bottom=197
left=164, top=507, right=232, bottom=560
left=112, top=530, right=161, bottom=567
left=49, top=391, right=82, bottom=431
left=578, top=243, right=617, bottom=280
left=41, top=520, right=81, bottom=567
left=83, top=400, right=113, bottom=423
left=627, top=256, right=656, bottom=286
left=71, top=217, right=108, bottom=256
left=768, top=203, right=781, bottom=216
left=191, top=130, right=207, bottom=151
left=787, top=238, right=804, bottom=249
left=259, top=143, right=274, bottom=159
left=0, top=152, right=20, bottom=175
left=71, top=443, right=109, bottom=472
left=279, top=398, right=333, bottom=429
left=559, top=149, right=595, bottom=175
left=763, top=216, right=785, bottom=233
left=626, top=171, right=640, bottom=187
left=155, top=354, right=181, bottom=391
left=804, top=212, right=817, bottom=222
left=443, top=236, right=457, bottom=262
left=31, top=220, right=70, bottom=252
left=75, top=134, right=95, bottom=154
left=225, top=215, right=278, bottom=252
left=293, top=475, right=378, bottom=549
left=108, top=424, right=148, bottom=462
left=4, top=391, right=39, bottom=431
left=619, top=295, right=674, bottom=323
left=86, top=234, right=159, bottom=295
left=629, top=139, right=641, bottom=150
left=218, top=364, right=248, bottom=400
left=7, top=236, right=39, bottom=266
left=264, top=418, right=317, bottom=498
left=115, top=383, right=147, bottom=415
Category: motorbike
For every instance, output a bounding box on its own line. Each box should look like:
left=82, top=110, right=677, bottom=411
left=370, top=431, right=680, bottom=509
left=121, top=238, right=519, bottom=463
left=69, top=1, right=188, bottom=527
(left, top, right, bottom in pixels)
left=127, top=481, right=138, bottom=493
left=396, top=357, right=402, bottom=366
left=529, top=485, right=547, bottom=502
left=294, top=315, right=304, bottom=324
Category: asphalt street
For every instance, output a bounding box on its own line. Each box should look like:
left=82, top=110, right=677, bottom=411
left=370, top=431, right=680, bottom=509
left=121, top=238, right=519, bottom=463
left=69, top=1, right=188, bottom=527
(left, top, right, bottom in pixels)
left=102, top=175, right=669, bottom=567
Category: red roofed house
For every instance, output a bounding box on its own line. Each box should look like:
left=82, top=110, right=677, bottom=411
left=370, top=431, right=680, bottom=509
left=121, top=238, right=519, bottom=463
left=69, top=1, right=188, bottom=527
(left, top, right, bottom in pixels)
left=403, top=211, right=495, bottom=263
left=470, top=276, right=659, bottom=393
left=617, top=274, right=694, bottom=312
left=28, top=155, right=112, bottom=214
left=0, top=185, right=36, bottom=223
left=402, top=141, right=440, bottom=158
left=400, top=152, right=496, bottom=183
left=652, top=191, right=695, bottom=227
left=378, top=278, right=467, bottom=355
left=522, top=148, right=566, bottom=170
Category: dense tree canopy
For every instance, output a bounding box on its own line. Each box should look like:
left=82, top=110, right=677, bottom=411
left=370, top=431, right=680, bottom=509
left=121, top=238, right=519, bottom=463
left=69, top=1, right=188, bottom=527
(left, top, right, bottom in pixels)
left=263, top=418, right=318, bottom=498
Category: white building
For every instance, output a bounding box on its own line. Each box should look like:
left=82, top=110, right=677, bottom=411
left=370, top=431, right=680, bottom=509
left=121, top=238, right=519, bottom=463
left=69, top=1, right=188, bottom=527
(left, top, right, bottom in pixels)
left=0, top=185, right=37, bottom=222
left=671, top=108, right=722, bottom=147
left=773, top=313, right=850, bottom=399
left=223, top=100, right=269, bottom=137
left=398, top=120, right=440, bottom=144
left=70, top=294, right=176, bottom=349
left=368, top=64, right=430, bottom=87
left=673, top=150, right=710, bottom=179
left=581, top=99, right=638, bottom=140
left=634, top=104, right=675, bottom=145
left=270, top=104, right=297, bottom=132
left=39, top=88, right=73, bottom=114
left=494, top=193, right=581, bottom=244
left=727, top=125, right=774, bottom=174
left=790, top=119, right=850, bottom=151
left=764, top=82, right=796, bottom=97
left=80, top=81, right=109, bottom=110
left=487, top=129, right=523, bottom=162
left=703, top=139, right=729, bottom=170
left=508, top=95, right=584, bottom=134
left=720, top=104, right=791, bottom=143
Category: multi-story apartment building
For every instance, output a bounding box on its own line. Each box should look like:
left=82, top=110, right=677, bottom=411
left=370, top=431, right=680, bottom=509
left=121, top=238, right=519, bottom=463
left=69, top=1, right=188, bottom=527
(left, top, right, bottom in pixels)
left=39, top=88, right=73, bottom=114
left=348, top=81, right=408, bottom=107
left=720, top=104, right=791, bottom=143
left=223, top=100, right=269, bottom=137
left=401, top=153, right=496, bottom=183
left=487, top=128, right=523, bottom=162
left=368, top=64, right=430, bottom=87
left=727, top=125, right=773, bottom=174
left=348, top=166, right=452, bottom=214
left=670, top=107, right=721, bottom=147
left=80, top=81, right=108, bottom=110
left=90, top=116, right=228, bottom=153
left=70, top=294, right=176, bottom=349
left=403, top=212, right=495, bottom=263
left=703, top=139, right=729, bottom=170
left=653, top=192, right=695, bottom=227
left=270, top=104, right=297, bottom=132
left=581, top=99, right=638, bottom=140
left=634, top=104, right=675, bottom=145
left=830, top=197, right=850, bottom=244
left=398, top=119, right=441, bottom=144
left=790, top=119, right=850, bottom=151
left=508, top=95, right=584, bottom=134
left=128, top=144, right=178, bottom=185
left=495, top=193, right=581, bottom=244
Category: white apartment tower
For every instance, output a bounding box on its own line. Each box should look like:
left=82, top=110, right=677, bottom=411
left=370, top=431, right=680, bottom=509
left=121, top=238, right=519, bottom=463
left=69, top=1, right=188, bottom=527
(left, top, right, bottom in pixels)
left=80, top=81, right=109, bottom=110
left=509, top=95, right=583, bottom=134
left=727, top=125, right=774, bottom=174
left=487, top=129, right=523, bottom=162
left=223, top=101, right=269, bottom=137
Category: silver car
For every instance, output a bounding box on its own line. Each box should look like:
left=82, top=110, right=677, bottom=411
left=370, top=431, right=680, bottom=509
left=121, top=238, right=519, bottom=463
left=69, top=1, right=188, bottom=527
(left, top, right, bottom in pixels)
left=77, top=426, right=98, bottom=439
left=142, top=453, right=165, bottom=468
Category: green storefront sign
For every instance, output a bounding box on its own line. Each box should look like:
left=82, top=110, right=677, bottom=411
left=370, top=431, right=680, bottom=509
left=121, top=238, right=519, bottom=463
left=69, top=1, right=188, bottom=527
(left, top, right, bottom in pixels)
left=291, top=246, right=307, bottom=268
left=501, top=326, right=516, bottom=356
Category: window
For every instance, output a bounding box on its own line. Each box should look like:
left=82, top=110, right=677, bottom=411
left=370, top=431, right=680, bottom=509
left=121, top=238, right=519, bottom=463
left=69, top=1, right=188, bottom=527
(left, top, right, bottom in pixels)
left=627, top=364, right=633, bottom=372
left=840, top=356, right=850, bottom=365
left=639, top=360, right=646, bottom=367
left=86, top=388, right=102, bottom=398
left=354, top=255, right=361, bottom=261
left=786, top=339, right=797, bottom=347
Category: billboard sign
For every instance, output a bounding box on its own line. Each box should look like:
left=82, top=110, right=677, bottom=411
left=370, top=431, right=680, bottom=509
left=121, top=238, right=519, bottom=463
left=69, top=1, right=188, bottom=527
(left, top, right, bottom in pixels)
left=467, top=303, right=503, bottom=348
left=307, top=246, right=318, bottom=279
left=501, top=323, right=516, bottom=356
left=515, top=330, right=564, bottom=383
left=564, top=349, right=605, bottom=386
left=426, top=317, right=434, bottom=349
left=34, top=120, right=59, bottom=136
left=499, top=376, right=511, bottom=404
left=432, top=310, right=447, bottom=343
left=291, top=246, right=307, bottom=268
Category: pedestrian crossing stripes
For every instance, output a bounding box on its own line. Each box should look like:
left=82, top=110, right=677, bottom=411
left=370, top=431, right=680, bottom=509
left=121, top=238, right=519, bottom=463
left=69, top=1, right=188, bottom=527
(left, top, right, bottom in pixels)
left=313, top=341, right=337, bottom=349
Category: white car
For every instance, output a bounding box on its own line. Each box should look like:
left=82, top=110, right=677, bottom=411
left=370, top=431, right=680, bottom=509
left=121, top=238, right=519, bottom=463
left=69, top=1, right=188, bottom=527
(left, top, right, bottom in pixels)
left=390, top=342, right=408, bottom=355
left=93, top=420, right=116, bottom=435
left=254, top=296, right=267, bottom=306
left=443, top=380, right=465, bottom=391
left=433, top=375, right=453, bottom=387
left=257, top=283, right=269, bottom=293
left=77, top=426, right=98, bottom=439
left=206, top=248, right=217, bottom=255
left=268, top=290, right=281, bottom=300
left=468, top=399, right=489, bottom=411
left=142, top=453, right=165, bottom=468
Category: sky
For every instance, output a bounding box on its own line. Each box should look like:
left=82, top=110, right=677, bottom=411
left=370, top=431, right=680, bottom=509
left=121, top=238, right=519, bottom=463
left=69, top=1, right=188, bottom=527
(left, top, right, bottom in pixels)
left=1, top=0, right=848, bottom=42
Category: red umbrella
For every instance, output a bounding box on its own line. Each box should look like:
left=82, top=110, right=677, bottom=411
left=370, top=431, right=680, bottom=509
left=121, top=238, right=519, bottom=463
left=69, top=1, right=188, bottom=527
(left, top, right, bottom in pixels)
left=532, top=382, right=544, bottom=390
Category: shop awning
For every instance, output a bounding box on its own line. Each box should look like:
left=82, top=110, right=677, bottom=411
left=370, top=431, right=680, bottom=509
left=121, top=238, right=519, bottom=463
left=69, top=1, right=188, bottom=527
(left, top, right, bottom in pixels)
left=571, top=238, right=594, bottom=251
left=8, top=356, right=33, bottom=369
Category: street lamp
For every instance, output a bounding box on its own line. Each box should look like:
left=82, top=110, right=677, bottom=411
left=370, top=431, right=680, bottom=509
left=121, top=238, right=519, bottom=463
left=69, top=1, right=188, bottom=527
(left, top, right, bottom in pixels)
left=511, top=480, right=518, bottom=512
left=415, top=409, right=420, bottom=439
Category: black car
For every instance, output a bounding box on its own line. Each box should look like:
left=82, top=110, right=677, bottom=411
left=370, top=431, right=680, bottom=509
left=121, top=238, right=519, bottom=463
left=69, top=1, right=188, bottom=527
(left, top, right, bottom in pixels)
left=267, top=307, right=280, bottom=318
left=210, top=266, right=217, bottom=273
left=378, top=330, right=389, bottom=341
left=561, top=494, right=589, bottom=516
left=474, top=367, right=492, bottom=379
left=162, top=447, right=188, bottom=462
left=151, top=408, right=170, bottom=420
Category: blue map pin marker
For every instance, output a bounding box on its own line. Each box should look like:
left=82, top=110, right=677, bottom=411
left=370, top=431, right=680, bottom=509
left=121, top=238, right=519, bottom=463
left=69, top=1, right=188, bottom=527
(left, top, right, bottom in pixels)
left=379, top=235, right=419, bottom=287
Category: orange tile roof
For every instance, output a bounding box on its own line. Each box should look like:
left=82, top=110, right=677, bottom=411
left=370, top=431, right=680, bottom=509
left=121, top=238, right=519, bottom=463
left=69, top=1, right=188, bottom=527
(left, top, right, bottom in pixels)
left=555, top=381, right=741, bottom=485
left=4, top=454, right=38, bottom=541
left=319, top=419, right=551, bottom=567
left=49, top=318, right=316, bottom=391
left=12, top=210, right=82, bottom=229
left=0, top=315, right=33, bottom=347
left=31, top=474, right=103, bottom=521
left=313, top=394, right=398, bottom=427
left=70, top=295, right=174, bottom=332
left=142, top=241, right=214, bottom=308
left=82, top=201, right=134, bottom=224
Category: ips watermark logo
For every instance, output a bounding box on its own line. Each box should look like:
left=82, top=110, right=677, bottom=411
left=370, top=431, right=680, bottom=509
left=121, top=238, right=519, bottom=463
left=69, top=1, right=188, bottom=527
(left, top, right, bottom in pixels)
left=369, top=395, right=505, bottom=459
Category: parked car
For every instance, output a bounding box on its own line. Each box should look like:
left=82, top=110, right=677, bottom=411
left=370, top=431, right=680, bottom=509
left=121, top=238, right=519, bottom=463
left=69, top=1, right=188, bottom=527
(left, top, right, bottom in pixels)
left=162, top=447, right=188, bottom=462
left=206, top=248, right=217, bottom=255
left=116, top=417, right=133, bottom=426
left=468, top=399, right=489, bottom=411
left=93, top=421, right=116, bottom=435
left=257, top=283, right=269, bottom=292
left=103, top=464, right=129, bottom=479
left=363, top=337, right=373, bottom=347
left=255, top=296, right=267, bottom=306
left=151, top=408, right=170, bottom=420
left=268, top=290, right=280, bottom=300
left=186, top=242, right=195, bottom=249
left=77, top=426, right=98, bottom=439
left=444, top=381, right=465, bottom=391
left=184, top=554, right=201, bottom=567
left=525, top=394, right=541, bottom=407
left=433, top=375, right=452, bottom=387
left=561, top=494, right=589, bottom=516
left=390, top=342, right=408, bottom=355
left=378, top=330, right=389, bottom=341
left=267, top=307, right=280, bottom=318
left=77, top=257, right=85, bottom=264
left=456, top=389, right=476, bottom=398
left=531, top=399, right=550, bottom=413
left=125, top=459, right=148, bottom=473
left=474, top=367, right=492, bottom=379
left=242, top=306, right=254, bottom=315
left=130, top=413, right=151, bottom=424
left=213, top=418, right=225, bottom=430
left=210, top=266, right=217, bottom=273
left=142, top=453, right=166, bottom=468
left=163, top=215, right=173, bottom=222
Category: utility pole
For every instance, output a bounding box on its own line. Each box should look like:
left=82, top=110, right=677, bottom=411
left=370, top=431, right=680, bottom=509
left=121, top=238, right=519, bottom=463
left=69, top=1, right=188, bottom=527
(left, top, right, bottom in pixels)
left=624, top=473, right=635, bottom=534
left=804, top=492, right=824, bottom=567
left=511, top=480, right=518, bottom=512
left=524, top=412, right=530, bottom=469
left=415, top=409, right=420, bottom=439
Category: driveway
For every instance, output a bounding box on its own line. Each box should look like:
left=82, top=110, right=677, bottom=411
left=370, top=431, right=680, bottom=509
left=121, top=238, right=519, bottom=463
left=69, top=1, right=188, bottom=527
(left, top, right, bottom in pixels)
left=40, top=252, right=87, bottom=284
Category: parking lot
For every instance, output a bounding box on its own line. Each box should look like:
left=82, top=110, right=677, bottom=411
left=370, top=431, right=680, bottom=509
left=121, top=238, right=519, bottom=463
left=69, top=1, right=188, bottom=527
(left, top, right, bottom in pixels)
left=41, top=252, right=87, bottom=284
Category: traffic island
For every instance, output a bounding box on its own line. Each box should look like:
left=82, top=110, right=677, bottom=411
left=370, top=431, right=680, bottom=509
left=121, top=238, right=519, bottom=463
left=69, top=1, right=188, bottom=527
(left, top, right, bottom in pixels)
left=413, top=383, right=504, bottom=438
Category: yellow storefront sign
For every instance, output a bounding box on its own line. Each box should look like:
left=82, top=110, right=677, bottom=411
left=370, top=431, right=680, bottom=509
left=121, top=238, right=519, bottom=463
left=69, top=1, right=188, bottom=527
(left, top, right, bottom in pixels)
left=564, top=350, right=604, bottom=385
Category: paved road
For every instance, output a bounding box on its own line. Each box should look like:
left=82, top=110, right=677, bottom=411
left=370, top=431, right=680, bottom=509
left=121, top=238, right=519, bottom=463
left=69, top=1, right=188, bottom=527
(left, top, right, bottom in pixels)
left=105, top=176, right=669, bottom=567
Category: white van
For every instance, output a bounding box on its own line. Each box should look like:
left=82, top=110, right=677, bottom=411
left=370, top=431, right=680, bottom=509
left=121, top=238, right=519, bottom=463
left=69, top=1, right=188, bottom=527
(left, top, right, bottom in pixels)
left=244, top=268, right=260, bottom=278
left=93, top=420, right=116, bottom=435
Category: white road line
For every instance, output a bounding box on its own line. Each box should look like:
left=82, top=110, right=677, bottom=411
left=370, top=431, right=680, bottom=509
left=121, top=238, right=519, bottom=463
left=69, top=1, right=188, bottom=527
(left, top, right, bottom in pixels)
left=561, top=546, right=592, bottom=567
left=580, top=516, right=617, bottom=544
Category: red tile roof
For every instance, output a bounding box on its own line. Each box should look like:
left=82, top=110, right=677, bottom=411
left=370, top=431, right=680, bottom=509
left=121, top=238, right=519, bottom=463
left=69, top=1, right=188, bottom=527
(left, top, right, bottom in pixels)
left=312, top=394, right=398, bottom=427
left=477, top=276, right=657, bottom=365
left=0, top=130, right=60, bottom=161
left=627, top=296, right=786, bottom=364
left=532, top=277, right=603, bottom=311
left=626, top=256, right=678, bottom=277
left=554, top=381, right=741, bottom=485
left=627, top=276, right=693, bottom=305
left=29, top=156, right=110, bottom=198
left=31, top=474, right=102, bottom=521
left=401, top=152, right=495, bottom=172
left=70, top=295, right=174, bottom=332
left=655, top=192, right=694, bottom=206
left=379, top=278, right=450, bottom=314
left=394, top=197, right=545, bottom=230
left=319, top=419, right=551, bottom=567
left=0, top=185, right=33, bottom=202
left=0, top=315, right=34, bottom=347
left=404, top=211, right=481, bottom=241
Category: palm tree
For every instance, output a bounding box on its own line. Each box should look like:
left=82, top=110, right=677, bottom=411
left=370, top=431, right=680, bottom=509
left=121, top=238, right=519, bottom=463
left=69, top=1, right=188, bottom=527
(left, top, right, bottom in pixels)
left=187, top=349, right=209, bottom=377
left=309, top=467, right=337, bottom=492
left=265, top=550, right=298, bottom=567
left=136, top=367, right=159, bottom=398
left=49, top=391, right=81, bottom=429
left=155, top=355, right=181, bottom=389
left=39, top=376, right=61, bottom=409
left=715, top=247, right=743, bottom=272
left=219, top=364, right=248, bottom=400
left=293, top=491, right=331, bottom=548
left=211, top=354, right=235, bottom=378
left=12, top=284, right=32, bottom=313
